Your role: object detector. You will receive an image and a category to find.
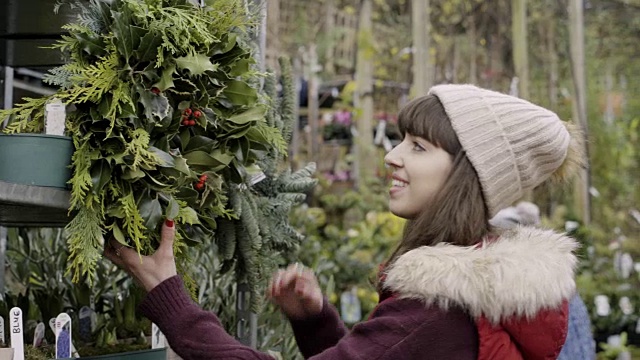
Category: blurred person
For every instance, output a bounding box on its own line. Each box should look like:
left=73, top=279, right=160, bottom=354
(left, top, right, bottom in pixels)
left=491, top=202, right=596, bottom=360
left=106, top=84, right=585, bottom=359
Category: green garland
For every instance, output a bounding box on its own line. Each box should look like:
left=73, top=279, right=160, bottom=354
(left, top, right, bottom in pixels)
left=0, top=0, right=315, bottom=298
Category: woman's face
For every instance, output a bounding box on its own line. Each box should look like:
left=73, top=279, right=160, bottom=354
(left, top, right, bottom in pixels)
left=384, top=133, right=453, bottom=219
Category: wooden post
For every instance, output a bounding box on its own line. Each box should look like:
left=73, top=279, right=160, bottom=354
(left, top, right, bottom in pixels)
left=468, top=16, right=478, bottom=84
left=265, top=0, right=280, bottom=71
left=512, top=0, right=529, bottom=99
left=324, top=0, right=336, bottom=77
left=411, top=0, right=432, bottom=98
left=307, top=44, right=320, bottom=162
left=568, top=0, right=591, bottom=224
left=353, top=0, right=376, bottom=186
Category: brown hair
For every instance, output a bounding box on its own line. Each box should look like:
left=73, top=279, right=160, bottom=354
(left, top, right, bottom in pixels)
left=386, top=95, right=491, bottom=266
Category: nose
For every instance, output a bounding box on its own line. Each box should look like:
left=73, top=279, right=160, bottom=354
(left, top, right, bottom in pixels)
left=384, top=145, right=402, bottom=168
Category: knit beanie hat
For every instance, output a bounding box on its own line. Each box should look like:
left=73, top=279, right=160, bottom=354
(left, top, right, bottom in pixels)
left=428, top=84, right=585, bottom=217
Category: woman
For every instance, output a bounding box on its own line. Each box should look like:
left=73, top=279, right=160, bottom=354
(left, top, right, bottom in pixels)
left=105, top=84, right=584, bottom=359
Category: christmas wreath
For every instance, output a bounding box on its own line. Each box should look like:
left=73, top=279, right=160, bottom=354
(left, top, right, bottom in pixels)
left=0, top=0, right=316, bottom=303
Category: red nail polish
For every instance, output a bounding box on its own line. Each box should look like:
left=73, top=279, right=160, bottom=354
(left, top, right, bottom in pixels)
left=165, top=219, right=174, bottom=227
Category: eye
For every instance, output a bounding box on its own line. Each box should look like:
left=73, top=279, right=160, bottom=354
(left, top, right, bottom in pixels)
left=412, top=141, right=426, bottom=151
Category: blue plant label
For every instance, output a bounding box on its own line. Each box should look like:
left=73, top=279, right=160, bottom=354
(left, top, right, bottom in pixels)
left=79, top=306, right=94, bottom=343
left=55, top=313, right=72, bottom=359
left=9, top=307, right=24, bottom=360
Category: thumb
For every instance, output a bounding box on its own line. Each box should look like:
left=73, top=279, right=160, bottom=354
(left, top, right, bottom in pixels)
left=158, top=219, right=176, bottom=255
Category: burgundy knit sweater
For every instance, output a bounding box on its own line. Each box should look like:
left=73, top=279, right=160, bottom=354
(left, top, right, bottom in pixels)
left=139, top=275, right=478, bottom=360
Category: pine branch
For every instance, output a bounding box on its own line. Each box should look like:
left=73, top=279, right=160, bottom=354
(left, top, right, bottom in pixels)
left=278, top=57, right=296, bottom=144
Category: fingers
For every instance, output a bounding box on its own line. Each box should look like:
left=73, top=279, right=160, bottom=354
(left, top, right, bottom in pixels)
left=269, top=263, right=317, bottom=298
left=103, top=240, right=124, bottom=267
left=158, top=219, right=175, bottom=256
left=104, top=238, right=136, bottom=267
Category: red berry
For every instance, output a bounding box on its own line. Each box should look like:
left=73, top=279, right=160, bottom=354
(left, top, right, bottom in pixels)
left=189, top=120, right=196, bottom=126
left=151, top=87, right=160, bottom=95
left=194, top=182, right=204, bottom=191
left=181, top=119, right=189, bottom=126
left=199, top=174, right=208, bottom=181
left=193, top=110, right=202, bottom=118
left=184, top=108, right=193, bottom=116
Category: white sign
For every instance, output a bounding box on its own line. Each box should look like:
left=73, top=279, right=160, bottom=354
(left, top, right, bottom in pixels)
left=595, top=295, right=611, bottom=316
left=0, top=316, right=4, bottom=345
left=620, top=253, right=634, bottom=279
left=9, top=307, right=24, bottom=360
left=33, top=322, right=45, bottom=348
left=619, top=297, right=634, bottom=315
left=152, top=323, right=166, bottom=349
left=45, top=98, right=66, bottom=136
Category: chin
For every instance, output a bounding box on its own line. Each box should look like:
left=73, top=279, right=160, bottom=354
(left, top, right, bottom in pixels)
left=388, top=207, right=414, bottom=220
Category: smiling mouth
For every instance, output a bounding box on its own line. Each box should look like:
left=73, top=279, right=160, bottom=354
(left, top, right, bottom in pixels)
left=391, top=179, right=408, bottom=188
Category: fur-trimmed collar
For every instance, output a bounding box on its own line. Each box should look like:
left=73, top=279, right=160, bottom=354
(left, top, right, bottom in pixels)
left=383, top=226, right=578, bottom=323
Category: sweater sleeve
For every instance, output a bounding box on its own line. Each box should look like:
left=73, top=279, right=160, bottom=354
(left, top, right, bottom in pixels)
left=305, top=297, right=478, bottom=360
left=140, top=276, right=478, bottom=360
left=138, top=276, right=274, bottom=360
left=288, top=298, right=348, bottom=357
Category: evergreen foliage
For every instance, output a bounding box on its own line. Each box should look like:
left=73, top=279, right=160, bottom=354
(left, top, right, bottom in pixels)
left=0, top=0, right=316, bottom=298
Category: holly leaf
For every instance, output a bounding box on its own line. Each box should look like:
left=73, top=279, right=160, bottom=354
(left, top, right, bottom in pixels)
left=90, top=160, right=112, bottom=195
left=139, top=197, right=163, bottom=230
left=166, top=197, right=180, bottom=220
left=112, top=224, right=128, bottom=246
left=135, top=30, right=163, bottom=62
left=227, top=106, right=266, bottom=125
left=184, top=135, right=216, bottom=153
left=153, top=65, right=175, bottom=92
left=184, top=150, right=233, bottom=170
left=174, top=157, right=190, bottom=175
left=175, top=53, right=217, bottom=76
left=149, top=146, right=175, bottom=167
left=213, top=33, right=237, bottom=55
left=229, top=59, right=252, bottom=77
left=111, top=10, right=145, bottom=61
left=74, top=31, right=107, bottom=57
left=122, top=168, right=145, bottom=180
left=222, top=80, right=257, bottom=106
left=138, top=86, right=170, bottom=121
left=178, top=207, right=200, bottom=225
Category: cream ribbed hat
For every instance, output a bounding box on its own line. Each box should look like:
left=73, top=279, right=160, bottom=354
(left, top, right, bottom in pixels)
left=429, top=84, right=582, bottom=217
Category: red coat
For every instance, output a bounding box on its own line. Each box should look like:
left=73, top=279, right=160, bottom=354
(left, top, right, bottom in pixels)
left=382, top=226, right=576, bottom=359
left=475, top=303, right=569, bottom=359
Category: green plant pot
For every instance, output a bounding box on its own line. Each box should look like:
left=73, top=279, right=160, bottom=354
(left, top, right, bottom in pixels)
left=0, top=134, right=73, bottom=189
left=55, top=348, right=167, bottom=360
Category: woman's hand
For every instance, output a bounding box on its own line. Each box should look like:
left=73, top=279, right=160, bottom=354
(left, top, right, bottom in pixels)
left=104, top=219, right=178, bottom=292
left=268, top=263, right=324, bottom=320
